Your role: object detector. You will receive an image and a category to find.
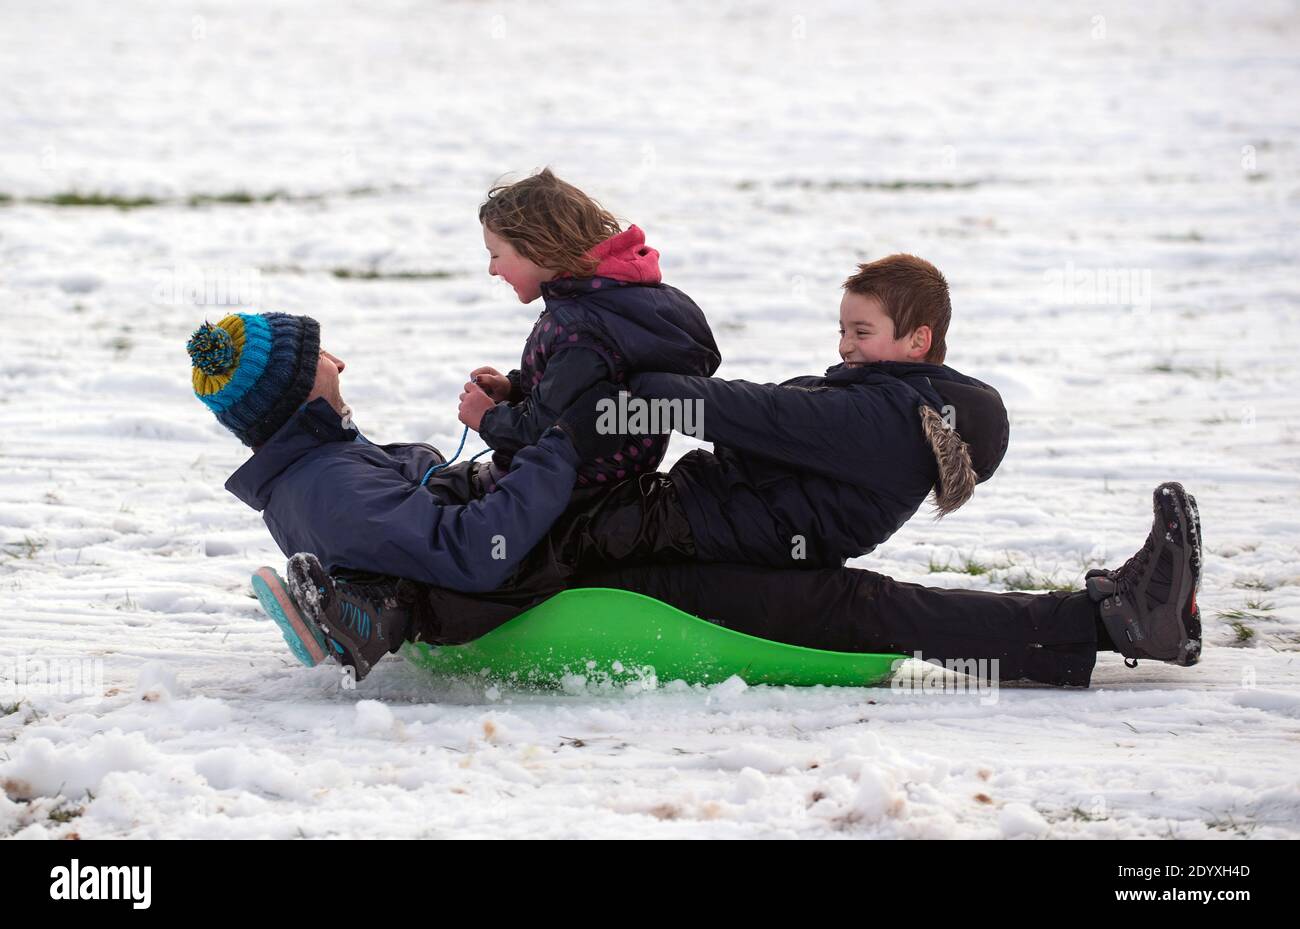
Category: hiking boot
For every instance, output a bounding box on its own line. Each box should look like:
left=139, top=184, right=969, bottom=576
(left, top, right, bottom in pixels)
left=251, top=566, right=332, bottom=667
left=285, top=552, right=414, bottom=682
left=1085, top=482, right=1202, bottom=667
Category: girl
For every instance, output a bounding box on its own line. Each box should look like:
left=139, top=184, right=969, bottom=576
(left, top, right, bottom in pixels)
left=459, top=168, right=720, bottom=488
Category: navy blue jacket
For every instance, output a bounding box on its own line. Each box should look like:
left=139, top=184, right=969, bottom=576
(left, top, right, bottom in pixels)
left=632, top=362, right=1010, bottom=567
left=225, top=399, right=582, bottom=591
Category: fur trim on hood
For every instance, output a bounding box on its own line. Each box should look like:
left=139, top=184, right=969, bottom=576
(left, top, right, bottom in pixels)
left=918, top=404, right=978, bottom=517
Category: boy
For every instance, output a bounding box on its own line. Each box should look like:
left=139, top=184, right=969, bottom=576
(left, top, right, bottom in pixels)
left=548, top=254, right=1009, bottom=571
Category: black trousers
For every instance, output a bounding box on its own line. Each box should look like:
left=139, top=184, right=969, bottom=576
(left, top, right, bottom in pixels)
left=572, top=562, right=1102, bottom=687
left=409, top=559, right=1102, bottom=688
left=551, top=473, right=698, bottom=568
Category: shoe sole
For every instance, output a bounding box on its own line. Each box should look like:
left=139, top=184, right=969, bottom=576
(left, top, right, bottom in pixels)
left=252, top=567, right=330, bottom=667
left=1156, top=482, right=1201, bottom=666
left=285, top=554, right=369, bottom=678
left=1183, top=488, right=1203, bottom=662
left=1185, top=490, right=1203, bottom=589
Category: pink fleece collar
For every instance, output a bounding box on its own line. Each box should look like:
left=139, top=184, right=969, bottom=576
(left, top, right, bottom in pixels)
left=586, top=225, right=662, bottom=283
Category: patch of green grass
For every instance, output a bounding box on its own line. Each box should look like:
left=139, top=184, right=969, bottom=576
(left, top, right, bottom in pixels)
left=187, top=191, right=264, bottom=206
left=3, top=185, right=391, bottom=211
left=34, top=191, right=162, bottom=209
left=330, top=268, right=459, bottom=281
left=1233, top=577, right=1272, bottom=590
left=926, top=552, right=994, bottom=575
left=1149, top=362, right=1182, bottom=375
left=1223, top=619, right=1255, bottom=643
left=1, top=536, right=46, bottom=560
left=1217, top=596, right=1276, bottom=634
left=1148, top=360, right=1228, bottom=380
left=1066, top=805, right=1107, bottom=822
left=185, top=189, right=325, bottom=207
left=1001, top=570, right=1081, bottom=592
left=48, top=802, right=84, bottom=824
left=762, top=178, right=983, bottom=192
left=0, top=700, right=24, bottom=717
left=1204, top=811, right=1257, bottom=836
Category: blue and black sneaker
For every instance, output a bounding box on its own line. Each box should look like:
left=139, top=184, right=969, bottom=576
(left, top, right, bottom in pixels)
left=285, top=552, right=414, bottom=682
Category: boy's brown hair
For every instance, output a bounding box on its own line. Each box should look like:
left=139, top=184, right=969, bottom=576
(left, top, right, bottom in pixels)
left=843, top=254, right=951, bottom=363
left=479, top=168, right=622, bottom=277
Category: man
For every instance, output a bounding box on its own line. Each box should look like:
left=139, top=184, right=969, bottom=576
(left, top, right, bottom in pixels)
left=186, top=311, right=625, bottom=674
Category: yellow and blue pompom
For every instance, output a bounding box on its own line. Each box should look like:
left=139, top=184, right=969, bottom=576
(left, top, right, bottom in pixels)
left=187, top=322, right=237, bottom=375
left=188, top=314, right=252, bottom=399
left=186, top=312, right=320, bottom=447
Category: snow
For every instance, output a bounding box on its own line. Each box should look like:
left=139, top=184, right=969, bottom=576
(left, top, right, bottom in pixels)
left=2, top=0, right=1299, bottom=838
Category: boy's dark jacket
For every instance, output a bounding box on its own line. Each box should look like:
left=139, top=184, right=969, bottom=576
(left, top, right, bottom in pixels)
left=633, top=360, right=1011, bottom=568
left=478, top=225, right=720, bottom=486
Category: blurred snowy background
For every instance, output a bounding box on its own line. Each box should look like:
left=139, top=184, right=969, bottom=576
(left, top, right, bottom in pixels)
left=1, top=0, right=1298, bottom=837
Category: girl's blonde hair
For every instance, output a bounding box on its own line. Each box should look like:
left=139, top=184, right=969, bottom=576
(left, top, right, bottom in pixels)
left=479, top=168, right=622, bottom=277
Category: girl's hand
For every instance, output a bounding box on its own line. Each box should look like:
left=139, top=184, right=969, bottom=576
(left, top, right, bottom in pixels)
left=458, top=381, right=497, bottom=432
left=470, top=366, right=512, bottom=402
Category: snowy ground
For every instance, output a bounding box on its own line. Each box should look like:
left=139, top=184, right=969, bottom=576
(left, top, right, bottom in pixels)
left=2, top=0, right=1298, bottom=838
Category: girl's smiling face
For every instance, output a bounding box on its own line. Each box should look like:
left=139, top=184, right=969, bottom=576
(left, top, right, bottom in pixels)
left=483, top=225, right=556, bottom=303
left=838, top=291, right=932, bottom=365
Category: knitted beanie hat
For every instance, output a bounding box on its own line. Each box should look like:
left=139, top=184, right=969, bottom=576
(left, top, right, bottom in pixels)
left=187, top=312, right=321, bottom=447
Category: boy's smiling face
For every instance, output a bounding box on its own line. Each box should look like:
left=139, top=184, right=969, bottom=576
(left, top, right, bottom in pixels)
left=483, top=224, right=556, bottom=303
left=838, top=291, right=932, bottom=365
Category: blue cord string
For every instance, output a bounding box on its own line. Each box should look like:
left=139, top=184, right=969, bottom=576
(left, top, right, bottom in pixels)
left=419, top=424, right=491, bottom=486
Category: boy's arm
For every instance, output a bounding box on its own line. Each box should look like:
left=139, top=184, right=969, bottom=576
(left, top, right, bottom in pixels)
left=477, top=347, right=610, bottom=457
left=630, top=372, right=904, bottom=486
left=266, top=430, right=582, bottom=592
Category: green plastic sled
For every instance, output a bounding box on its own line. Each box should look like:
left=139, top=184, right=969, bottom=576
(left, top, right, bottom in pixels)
left=401, top=587, right=906, bottom=689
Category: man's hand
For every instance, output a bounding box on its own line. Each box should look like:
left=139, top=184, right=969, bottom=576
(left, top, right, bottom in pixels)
left=458, top=381, right=497, bottom=432
left=469, top=366, right=513, bottom=402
